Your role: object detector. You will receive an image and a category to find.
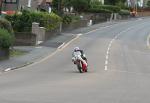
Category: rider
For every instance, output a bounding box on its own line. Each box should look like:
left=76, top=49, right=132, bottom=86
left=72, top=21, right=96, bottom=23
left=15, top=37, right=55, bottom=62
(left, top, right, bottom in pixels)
left=72, top=47, right=87, bottom=64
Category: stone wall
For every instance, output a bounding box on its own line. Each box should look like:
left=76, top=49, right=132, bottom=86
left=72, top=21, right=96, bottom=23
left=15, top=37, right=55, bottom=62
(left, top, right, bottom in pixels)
left=137, top=11, right=150, bottom=17
left=0, top=48, right=9, bottom=60
left=83, top=13, right=111, bottom=24
left=14, top=32, right=36, bottom=46
left=62, top=20, right=88, bottom=32
left=45, top=27, right=60, bottom=40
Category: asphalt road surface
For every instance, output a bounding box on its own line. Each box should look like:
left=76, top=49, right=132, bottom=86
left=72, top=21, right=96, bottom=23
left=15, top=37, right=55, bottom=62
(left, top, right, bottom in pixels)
left=1, top=18, right=150, bottom=103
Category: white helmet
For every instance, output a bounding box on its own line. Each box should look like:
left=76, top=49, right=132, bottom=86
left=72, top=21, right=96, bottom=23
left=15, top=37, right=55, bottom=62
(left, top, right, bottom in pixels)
left=74, top=47, right=80, bottom=51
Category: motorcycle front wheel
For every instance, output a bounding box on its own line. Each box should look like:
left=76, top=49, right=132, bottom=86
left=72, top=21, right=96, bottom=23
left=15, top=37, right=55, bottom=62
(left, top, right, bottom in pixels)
left=77, top=64, right=83, bottom=73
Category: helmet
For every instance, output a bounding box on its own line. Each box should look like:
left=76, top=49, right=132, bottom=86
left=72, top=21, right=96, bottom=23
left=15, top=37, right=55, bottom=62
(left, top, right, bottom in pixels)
left=74, top=47, right=80, bottom=51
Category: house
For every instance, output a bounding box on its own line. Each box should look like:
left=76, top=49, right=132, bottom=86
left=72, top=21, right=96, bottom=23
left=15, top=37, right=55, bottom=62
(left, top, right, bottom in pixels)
left=2, top=0, right=19, bottom=11
left=1, top=0, right=52, bottom=12
left=19, top=0, right=52, bottom=11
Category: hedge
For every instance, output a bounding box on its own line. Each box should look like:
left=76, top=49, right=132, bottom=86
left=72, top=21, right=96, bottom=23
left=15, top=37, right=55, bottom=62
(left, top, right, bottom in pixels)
left=0, top=18, right=13, bottom=34
left=87, top=8, right=112, bottom=13
left=0, top=28, right=14, bottom=48
left=5, top=10, right=62, bottom=32
left=87, top=5, right=121, bottom=13
left=119, top=9, right=130, bottom=15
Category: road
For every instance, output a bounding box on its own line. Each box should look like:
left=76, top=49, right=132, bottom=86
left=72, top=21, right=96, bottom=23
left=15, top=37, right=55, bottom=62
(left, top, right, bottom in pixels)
left=0, top=18, right=150, bottom=103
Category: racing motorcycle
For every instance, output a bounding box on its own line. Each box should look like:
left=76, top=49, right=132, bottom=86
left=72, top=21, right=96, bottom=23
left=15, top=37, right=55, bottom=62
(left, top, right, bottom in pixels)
left=72, top=53, right=88, bottom=73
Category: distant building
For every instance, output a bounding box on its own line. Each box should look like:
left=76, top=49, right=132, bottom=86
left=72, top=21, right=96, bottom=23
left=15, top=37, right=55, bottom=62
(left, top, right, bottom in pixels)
left=19, top=0, right=52, bottom=11
left=1, top=0, right=53, bottom=12
left=127, top=0, right=150, bottom=7
left=2, top=0, right=19, bottom=11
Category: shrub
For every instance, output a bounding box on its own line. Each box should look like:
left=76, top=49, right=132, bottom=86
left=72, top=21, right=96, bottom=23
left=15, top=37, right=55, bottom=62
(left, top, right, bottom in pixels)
left=63, top=15, right=72, bottom=24
left=90, top=0, right=102, bottom=8
left=88, top=5, right=121, bottom=13
left=0, top=18, right=13, bottom=34
left=147, top=1, right=150, bottom=7
left=62, top=15, right=81, bottom=24
left=42, top=12, right=62, bottom=30
left=5, top=10, right=62, bottom=32
left=87, top=8, right=112, bottom=13
left=70, top=0, right=90, bottom=12
left=0, top=28, right=14, bottom=48
left=116, top=1, right=129, bottom=10
left=119, top=9, right=130, bottom=15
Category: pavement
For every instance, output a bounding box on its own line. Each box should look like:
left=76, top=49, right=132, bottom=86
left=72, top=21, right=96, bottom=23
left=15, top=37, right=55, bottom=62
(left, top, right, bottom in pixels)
left=0, top=19, right=136, bottom=72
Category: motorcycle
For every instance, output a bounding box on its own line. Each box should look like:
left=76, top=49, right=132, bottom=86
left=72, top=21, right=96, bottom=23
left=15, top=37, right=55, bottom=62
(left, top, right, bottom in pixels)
left=72, top=53, right=88, bottom=73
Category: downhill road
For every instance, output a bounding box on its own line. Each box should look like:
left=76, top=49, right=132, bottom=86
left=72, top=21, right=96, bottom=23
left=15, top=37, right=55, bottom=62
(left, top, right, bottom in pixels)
left=1, top=18, right=150, bottom=103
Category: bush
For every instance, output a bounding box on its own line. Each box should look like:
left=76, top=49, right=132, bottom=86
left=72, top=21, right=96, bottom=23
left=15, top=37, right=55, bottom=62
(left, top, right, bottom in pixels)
left=87, top=5, right=121, bottom=13
left=87, top=8, right=112, bottom=13
left=116, top=1, right=129, bottom=10
left=5, top=10, right=62, bottom=32
left=62, top=15, right=81, bottom=24
left=0, top=28, right=14, bottom=48
left=70, top=0, right=90, bottom=12
left=63, top=15, right=72, bottom=24
left=147, top=1, right=150, bottom=7
left=90, top=0, right=102, bottom=8
left=0, top=18, right=13, bottom=34
left=119, top=9, right=130, bottom=15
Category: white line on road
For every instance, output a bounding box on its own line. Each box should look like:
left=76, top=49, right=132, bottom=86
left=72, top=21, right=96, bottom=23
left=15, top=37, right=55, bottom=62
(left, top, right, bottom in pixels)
left=104, top=26, right=135, bottom=71
left=57, top=43, right=65, bottom=49
left=105, top=61, right=108, bottom=65
left=105, top=66, right=108, bottom=71
left=4, top=68, right=12, bottom=72
left=24, top=34, right=82, bottom=68
left=147, top=34, right=150, bottom=48
left=106, top=55, right=109, bottom=60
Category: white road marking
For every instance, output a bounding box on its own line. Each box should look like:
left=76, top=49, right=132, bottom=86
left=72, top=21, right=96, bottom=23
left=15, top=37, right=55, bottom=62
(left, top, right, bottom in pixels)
left=147, top=34, right=150, bottom=48
left=24, top=34, right=82, bottom=68
left=106, top=50, right=109, bottom=55
left=57, top=43, right=65, bottom=49
left=58, top=34, right=82, bottom=51
left=105, top=61, right=108, bottom=65
left=106, top=55, right=109, bottom=60
left=85, top=24, right=118, bottom=35
left=105, top=66, right=108, bottom=71
left=4, top=68, right=12, bottom=72
left=104, top=26, right=135, bottom=71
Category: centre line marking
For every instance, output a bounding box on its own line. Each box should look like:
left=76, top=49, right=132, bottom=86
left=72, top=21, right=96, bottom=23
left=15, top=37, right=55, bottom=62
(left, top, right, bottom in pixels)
left=104, top=26, right=136, bottom=71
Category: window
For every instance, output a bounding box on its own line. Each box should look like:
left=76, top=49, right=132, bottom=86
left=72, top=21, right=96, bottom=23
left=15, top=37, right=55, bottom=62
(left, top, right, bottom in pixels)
left=4, top=0, right=17, bottom=4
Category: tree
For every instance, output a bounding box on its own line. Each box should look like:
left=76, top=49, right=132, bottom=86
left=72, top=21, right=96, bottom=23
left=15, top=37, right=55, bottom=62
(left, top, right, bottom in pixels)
left=90, top=0, right=102, bottom=8
left=105, top=0, right=126, bottom=5
left=52, top=0, right=63, bottom=15
left=69, top=0, right=90, bottom=12
left=147, top=0, right=150, bottom=7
